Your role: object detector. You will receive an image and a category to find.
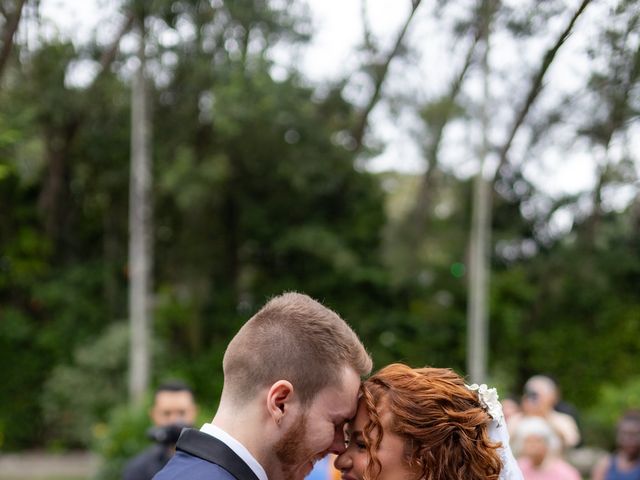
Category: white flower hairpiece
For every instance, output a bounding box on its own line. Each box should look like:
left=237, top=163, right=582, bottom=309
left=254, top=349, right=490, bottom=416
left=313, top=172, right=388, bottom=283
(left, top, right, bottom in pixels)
left=466, top=383, right=504, bottom=427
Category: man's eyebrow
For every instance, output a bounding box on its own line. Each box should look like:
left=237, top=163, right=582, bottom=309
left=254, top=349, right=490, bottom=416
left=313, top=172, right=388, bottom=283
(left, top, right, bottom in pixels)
left=335, top=414, right=353, bottom=424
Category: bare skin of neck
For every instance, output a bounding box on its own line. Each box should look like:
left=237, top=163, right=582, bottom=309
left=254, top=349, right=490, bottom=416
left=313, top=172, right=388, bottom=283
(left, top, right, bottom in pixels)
left=211, top=393, right=282, bottom=479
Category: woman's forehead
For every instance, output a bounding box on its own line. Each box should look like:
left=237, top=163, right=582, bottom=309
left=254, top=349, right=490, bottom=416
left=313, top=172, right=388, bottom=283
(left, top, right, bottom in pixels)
left=350, top=396, right=394, bottom=431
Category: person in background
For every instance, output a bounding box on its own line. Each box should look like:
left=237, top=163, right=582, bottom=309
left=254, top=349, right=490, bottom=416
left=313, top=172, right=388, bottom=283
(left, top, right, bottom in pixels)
left=503, top=396, right=522, bottom=424
left=591, top=410, right=640, bottom=480
left=122, top=381, right=198, bottom=480
left=509, top=375, right=581, bottom=449
left=513, top=416, right=581, bottom=480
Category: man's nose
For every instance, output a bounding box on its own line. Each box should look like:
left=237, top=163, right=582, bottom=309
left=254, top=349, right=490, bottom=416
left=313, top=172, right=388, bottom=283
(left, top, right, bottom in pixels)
left=167, top=413, right=183, bottom=424
left=329, top=430, right=347, bottom=455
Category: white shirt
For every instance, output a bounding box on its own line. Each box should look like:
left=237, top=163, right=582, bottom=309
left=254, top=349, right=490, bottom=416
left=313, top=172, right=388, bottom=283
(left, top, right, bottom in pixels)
left=199, top=423, right=268, bottom=480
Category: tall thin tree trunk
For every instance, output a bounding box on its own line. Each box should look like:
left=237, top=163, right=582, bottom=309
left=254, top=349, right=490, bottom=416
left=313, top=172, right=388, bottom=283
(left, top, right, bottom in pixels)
left=38, top=121, right=78, bottom=244
left=0, top=0, right=27, bottom=82
left=493, top=0, right=592, bottom=184
left=96, top=12, right=135, bottom=82
left=467, top=0, right=492, bottom=383
left=352, top=0, right=422, bottom=152
left=128, top=14, right=152, bottom=405
left=409, top=30, right=480, bottom=236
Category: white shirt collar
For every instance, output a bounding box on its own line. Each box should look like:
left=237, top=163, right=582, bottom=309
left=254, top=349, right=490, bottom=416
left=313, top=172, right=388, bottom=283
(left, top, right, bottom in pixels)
left=200, top=422, right=268, bottom=480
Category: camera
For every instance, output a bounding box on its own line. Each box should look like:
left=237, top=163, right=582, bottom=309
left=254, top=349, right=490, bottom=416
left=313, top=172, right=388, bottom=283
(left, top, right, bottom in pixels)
left=524, top=389, right=539, bottom=402
left=147, top=422, right=188, bottom=445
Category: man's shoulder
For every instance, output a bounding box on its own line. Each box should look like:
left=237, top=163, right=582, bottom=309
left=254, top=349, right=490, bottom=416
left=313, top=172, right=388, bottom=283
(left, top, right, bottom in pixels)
left=153, top=451, right=237, bottom=480
left=123, top=445, right=168, bottom=480
left=127, top=444, right=164, bottom=463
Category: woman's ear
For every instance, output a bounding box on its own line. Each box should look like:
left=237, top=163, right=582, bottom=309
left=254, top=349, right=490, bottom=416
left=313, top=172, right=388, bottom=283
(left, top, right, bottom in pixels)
left=266, top=380, right=295, bottom=426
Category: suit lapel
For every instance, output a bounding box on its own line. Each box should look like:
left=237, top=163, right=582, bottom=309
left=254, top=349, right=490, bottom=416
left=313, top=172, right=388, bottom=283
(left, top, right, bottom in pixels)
left=176, top=428, right=261, bottom=480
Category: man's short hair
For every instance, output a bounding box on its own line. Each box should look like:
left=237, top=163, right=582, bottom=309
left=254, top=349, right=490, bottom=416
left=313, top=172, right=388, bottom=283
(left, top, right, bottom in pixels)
left=154, top=380, right=194, bottom=399
left=222, top=292, right=372, bottom=405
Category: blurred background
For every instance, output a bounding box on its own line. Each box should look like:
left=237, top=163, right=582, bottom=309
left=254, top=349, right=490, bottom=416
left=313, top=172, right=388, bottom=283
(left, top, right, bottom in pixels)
left=1, top=0, right=639, bottom=479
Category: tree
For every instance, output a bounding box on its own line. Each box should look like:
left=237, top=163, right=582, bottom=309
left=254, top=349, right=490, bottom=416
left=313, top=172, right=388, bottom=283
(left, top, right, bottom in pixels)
left=0, top=0, right=27, bottom=81
left=351, top=0, right=423, bottom=152
left=467, top=0, right=493, bottom=383
left=128, top=7, right=153, bottom=405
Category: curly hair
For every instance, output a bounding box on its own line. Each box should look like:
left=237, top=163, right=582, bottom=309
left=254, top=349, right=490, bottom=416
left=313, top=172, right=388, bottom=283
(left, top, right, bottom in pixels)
left=360, top=363, right=503, bottom=480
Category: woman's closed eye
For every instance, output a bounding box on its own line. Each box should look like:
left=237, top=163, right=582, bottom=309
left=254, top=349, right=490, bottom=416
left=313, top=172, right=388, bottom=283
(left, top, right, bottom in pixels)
left=345, top=432, right=366, bottom=450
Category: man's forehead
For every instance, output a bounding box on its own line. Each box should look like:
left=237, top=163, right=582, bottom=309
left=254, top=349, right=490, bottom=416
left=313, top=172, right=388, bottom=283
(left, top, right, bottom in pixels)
left=527, top=377, right=555, bottom=394
left=339, top=369, right=362, bottom=412
left=155, top=390, right=194, bottom=406
left=327, top=387, right=359, bottom=418
left=342, top=398, right=358, bottom=421
left=313, top=373, right=360, bottom=417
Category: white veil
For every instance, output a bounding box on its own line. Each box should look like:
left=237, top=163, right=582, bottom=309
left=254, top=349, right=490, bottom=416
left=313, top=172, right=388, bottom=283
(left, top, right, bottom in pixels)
left=467, top=384, right=523, bottom=480
left=489, top=414, right=524, bottom=480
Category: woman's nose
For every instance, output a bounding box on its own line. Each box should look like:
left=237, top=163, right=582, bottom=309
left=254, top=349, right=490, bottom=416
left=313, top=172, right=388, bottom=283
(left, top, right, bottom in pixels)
left=334, top=450, right=351, bottom=471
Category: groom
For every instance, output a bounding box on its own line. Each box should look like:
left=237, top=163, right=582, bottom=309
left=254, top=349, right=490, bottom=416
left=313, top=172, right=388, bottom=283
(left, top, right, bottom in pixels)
left=153, top=292, right=372, bottom=480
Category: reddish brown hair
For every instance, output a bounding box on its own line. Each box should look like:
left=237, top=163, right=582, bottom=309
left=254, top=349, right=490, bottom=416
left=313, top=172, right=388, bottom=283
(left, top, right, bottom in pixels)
left=361, top=363, right=502, bottom=480
left=223, top=292, right=372, bottom=404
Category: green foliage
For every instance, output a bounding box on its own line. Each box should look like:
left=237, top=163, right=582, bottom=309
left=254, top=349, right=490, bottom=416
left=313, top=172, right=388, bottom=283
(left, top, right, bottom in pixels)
left=92, top=403, right=151, bottom=480
left=41, top=323, right=130, bottom=447
left=583, top=376, right=640, bottom=448
left=489, top=208, right=640, bottom=406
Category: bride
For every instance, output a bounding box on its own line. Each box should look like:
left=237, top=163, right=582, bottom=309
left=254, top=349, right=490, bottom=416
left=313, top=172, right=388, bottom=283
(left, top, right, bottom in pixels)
left=334, top=363, right=522, bottom=480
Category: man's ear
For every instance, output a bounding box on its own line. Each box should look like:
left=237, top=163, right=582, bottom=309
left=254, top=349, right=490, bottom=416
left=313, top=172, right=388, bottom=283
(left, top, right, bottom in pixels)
left=266, top=380, right=295, bottom=426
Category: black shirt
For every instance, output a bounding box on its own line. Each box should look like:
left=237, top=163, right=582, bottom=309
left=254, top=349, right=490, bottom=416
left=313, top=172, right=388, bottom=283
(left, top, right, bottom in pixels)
left=122, top=444, right=173, bottom=480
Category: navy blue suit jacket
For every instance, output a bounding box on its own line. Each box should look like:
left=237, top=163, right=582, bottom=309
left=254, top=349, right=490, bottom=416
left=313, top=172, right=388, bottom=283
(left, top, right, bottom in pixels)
left=153, top=429, right=260, bottom=480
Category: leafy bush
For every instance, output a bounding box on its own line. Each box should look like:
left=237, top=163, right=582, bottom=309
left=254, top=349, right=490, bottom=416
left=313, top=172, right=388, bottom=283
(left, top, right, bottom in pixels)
left=582, top=376, right=640, bottom=449
left=41, top=323, right=129, bottom=447
left=92, top=402, right=151, bottom=480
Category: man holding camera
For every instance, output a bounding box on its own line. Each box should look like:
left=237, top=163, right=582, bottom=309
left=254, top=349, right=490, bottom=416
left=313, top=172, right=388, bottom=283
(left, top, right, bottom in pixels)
left=123, top=381, right=198, bottom=480
left=509, top=375, right=581, bottom=449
